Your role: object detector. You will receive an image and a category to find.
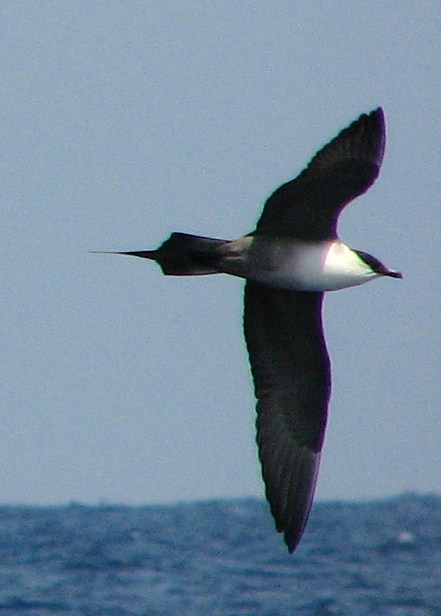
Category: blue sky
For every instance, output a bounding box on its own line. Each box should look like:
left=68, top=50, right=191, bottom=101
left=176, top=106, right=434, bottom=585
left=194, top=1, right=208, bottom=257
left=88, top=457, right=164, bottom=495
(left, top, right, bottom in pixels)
left=2, top=2, right=440, bottom=505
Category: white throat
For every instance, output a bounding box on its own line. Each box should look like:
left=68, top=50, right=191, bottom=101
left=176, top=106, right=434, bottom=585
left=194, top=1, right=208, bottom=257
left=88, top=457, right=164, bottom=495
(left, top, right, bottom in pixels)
left=300, top=240, right=379, bottom=291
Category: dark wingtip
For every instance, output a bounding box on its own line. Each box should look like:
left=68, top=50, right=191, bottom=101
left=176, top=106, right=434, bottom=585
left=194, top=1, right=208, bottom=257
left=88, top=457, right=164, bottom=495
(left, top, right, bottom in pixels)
left=374, top=106, right=385, bottom=129
left=285, top=530, right=303, bottom=554
left=286, top=542, right=296, bottom=555
left=366, top=106, right=384, bottom=122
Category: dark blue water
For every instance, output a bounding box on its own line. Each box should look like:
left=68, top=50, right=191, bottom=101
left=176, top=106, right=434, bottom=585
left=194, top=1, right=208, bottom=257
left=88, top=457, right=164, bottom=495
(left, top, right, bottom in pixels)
left=0, top=494, right=440, bottom=615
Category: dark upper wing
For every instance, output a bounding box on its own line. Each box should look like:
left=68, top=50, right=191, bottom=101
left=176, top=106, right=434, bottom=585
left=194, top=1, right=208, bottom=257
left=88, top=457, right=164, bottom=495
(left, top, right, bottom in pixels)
left=254, top=108, right=385, bottom=240
left=244, top=282, right=331, bottom=553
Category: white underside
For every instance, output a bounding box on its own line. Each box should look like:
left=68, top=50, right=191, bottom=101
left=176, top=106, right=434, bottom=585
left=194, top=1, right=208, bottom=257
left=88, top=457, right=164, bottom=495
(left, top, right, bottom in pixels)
left=220, top=237, right=379, bottom=291
left=261, top=240, right=379, bottom=291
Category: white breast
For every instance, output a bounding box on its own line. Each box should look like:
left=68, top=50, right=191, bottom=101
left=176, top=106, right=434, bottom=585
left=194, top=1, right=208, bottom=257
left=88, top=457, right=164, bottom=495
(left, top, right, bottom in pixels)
left=250, top=240, right=380, bottom=291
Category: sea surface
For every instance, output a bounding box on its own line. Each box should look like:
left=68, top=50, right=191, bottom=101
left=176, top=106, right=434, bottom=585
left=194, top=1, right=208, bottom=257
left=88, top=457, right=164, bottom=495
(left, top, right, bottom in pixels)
left=0, top=494, right=440, bottom=615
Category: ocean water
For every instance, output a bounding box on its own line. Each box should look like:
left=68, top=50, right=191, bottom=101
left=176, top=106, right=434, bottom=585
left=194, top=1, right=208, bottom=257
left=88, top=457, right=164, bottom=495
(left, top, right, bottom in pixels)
left=0, top=494, right=440, bottom=615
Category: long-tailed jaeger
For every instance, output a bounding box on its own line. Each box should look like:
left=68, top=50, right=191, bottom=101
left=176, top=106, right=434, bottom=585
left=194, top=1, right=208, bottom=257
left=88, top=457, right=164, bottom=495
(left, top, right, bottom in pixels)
left=102, top=108, right=402, bottom=553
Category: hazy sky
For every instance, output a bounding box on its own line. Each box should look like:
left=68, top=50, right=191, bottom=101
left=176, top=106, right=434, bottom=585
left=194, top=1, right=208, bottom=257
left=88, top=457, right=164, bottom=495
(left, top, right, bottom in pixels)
left=2, top=2, right=440, bottom=506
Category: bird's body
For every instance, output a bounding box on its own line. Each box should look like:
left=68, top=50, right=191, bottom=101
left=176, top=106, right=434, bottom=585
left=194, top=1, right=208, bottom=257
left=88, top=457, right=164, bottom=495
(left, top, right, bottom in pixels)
left=102, top=108, right=401, bottom=552
left=143, top=234, right=394, bottom=291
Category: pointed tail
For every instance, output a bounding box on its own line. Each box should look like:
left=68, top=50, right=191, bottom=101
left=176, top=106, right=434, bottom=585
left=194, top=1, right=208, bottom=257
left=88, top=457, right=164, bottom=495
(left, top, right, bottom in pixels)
left=93, top=233, right=228, bottom=276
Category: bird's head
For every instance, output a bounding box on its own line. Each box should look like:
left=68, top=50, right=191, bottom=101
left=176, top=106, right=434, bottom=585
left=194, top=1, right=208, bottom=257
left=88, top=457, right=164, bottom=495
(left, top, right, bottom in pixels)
left=354, top=249, right=403, bottom=279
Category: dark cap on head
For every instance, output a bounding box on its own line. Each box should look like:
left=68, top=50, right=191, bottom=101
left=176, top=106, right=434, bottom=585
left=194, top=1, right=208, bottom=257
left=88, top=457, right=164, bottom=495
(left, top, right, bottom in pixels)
left=354, top=249, right=403, bottom=279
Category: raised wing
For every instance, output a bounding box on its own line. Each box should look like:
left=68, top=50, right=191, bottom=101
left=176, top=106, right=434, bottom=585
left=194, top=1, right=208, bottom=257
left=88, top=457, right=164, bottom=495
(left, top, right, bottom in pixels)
left=254, top=108, right=385, bottom=240
left=244, top=282, right=331, bottom=552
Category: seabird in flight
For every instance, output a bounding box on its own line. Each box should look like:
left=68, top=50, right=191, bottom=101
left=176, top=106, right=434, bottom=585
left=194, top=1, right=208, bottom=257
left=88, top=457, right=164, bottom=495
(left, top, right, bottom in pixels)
left=101, top=108, right=402, bottom=552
